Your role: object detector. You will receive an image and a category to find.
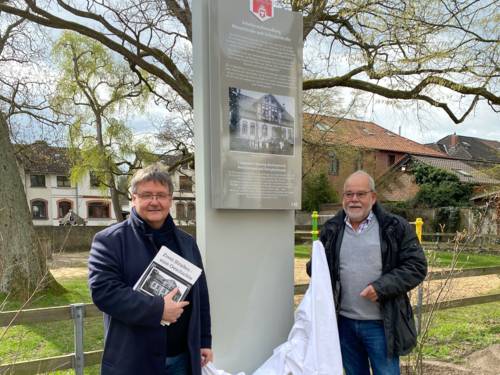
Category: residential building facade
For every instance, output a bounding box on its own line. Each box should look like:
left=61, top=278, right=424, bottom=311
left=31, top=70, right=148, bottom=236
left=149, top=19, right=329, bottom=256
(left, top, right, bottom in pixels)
left=17, top=141, right=118, bottom=226
left=161, top=155, right=196, bottom=225
left=230, top=90, right=295, bottom=155
left=302, top=114, right=447, bottom=199
left=17, top=142, right=196, bottom=226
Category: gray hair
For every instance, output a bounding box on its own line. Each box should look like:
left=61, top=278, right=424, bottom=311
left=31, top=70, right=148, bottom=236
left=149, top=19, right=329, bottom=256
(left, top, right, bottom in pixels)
left=130, top=163, right=174, bottom=195
left=344, top=170, right=376, bottom=192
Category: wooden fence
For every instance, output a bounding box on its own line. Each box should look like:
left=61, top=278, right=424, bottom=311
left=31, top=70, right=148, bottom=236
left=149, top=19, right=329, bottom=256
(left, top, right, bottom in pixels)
left=1, top=266, right=500, bottom=374
left=0, top=304, right=102, bottom=375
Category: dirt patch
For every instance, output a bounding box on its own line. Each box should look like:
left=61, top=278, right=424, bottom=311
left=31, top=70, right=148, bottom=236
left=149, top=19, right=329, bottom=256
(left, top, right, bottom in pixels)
left=48, top=251, right=89, bottom=268
left=48, top=252, right=89, bottom=279
left=416, top=345, right=500, bottom=375
left=294, top=258, right=500, bottom=374
left=294, top=258, right=500, bottom=303
left=50, top=267, right=88, bottom=279
left=465, top=344, right=500, bottom=374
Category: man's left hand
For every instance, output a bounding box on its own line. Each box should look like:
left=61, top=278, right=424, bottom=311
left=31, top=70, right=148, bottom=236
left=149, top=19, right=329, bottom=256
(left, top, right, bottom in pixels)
left=360, top=285, right=378, bottom=302
left=200, top=348, right=213, bottom=367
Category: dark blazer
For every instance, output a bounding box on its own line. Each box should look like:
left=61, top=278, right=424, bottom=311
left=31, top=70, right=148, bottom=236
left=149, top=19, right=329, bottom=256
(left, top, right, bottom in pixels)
left=88, top=209, right=211, bottom=375
left=307, top=202, right=427, bottom=357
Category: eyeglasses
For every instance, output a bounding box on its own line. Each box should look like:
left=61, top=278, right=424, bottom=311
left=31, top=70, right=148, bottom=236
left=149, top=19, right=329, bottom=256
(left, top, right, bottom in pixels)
left=343, top=191, right=372, bottom=199
left=135, top=192, right=172, bottom=201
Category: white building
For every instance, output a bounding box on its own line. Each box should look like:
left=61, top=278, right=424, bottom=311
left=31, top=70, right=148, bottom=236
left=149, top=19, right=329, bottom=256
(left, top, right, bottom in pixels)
left=160, top=155, right=196, bottom=226
left=17, top=141, right=196, bottom=226
left=229, top=91, right=295, bottom=156
left=17, top=141, right=117, bottom=226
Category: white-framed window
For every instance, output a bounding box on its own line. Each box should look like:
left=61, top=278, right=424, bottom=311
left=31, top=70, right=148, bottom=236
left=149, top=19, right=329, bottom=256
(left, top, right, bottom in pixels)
left=57, top=175, right=71, bottom=187
left=58, top=200, right=72, bottom=218
left=88, top=201, right=110, bottom=218
left=30, top=174, right=46, bottom=187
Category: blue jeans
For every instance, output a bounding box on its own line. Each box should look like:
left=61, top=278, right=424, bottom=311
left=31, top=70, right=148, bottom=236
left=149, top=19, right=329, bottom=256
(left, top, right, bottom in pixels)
left=338, top=315, right=400, bottom=375
left=165, top=352, right=191, bottom=375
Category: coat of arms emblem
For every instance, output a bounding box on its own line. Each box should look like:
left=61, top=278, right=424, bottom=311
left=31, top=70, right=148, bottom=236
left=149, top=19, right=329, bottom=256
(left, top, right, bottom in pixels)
left=250, top=0, right=274, bottom=22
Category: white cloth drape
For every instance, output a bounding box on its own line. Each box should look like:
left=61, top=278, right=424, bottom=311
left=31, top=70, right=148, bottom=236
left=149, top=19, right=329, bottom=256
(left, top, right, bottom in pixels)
left=252, top=240, right=343, bottom=375
left=202, top=362, right=245, bottom=375
left=202, top=240, right=343, bottom=375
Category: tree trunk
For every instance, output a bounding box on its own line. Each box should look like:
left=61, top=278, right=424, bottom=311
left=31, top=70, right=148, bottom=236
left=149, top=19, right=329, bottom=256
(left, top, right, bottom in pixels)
left=0, top=113, right=61, bottom=299
left=109, top=177, right=124, bottom=222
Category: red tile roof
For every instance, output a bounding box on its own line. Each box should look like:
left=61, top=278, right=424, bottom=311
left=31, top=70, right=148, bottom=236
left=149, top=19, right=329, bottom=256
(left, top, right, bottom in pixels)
left=304, top=113, right=447, bottom=157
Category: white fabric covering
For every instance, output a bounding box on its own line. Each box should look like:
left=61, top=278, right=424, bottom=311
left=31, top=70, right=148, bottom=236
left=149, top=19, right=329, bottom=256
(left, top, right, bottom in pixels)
left=202, top=362, right=245, bottom=375
left=252, top=240, right=343, bottom=375
left=202, top=240, right=343, bottom=375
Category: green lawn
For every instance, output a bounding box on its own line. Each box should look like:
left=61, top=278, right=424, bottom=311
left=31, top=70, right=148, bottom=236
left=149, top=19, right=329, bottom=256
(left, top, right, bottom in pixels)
left=426, top=250, right=500, bottom=269
left=419, top=302, right=500, bottom=363
left=295, top=244, right=311, bottom=258
left=0, top=277, right=103, bottom=374
left=295, top=244, right=500, bottom=269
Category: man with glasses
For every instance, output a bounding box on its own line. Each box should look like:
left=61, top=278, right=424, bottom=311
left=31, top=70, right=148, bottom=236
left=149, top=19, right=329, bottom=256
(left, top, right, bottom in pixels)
left=89, top=163, right=212, bottom=375
left=307, top=170, right=426, bottom=375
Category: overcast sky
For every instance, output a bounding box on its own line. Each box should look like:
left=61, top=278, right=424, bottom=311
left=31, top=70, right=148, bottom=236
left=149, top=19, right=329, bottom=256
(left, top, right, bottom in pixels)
left=368, top=100, right=499, bottom=144
left=7, top=5, right=497, bottom=147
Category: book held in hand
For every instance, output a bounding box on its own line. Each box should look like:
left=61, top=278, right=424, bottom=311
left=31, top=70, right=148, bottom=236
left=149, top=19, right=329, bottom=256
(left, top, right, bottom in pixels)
left=133, top=245, right=202, bottom=325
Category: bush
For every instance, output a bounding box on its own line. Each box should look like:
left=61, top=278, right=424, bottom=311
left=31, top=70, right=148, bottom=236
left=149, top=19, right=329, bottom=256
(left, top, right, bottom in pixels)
left=411, top=163, right=473, bottom=208
left=302, top=172, right=338, bottom=211
left=414, top=182, right=473, bottom=207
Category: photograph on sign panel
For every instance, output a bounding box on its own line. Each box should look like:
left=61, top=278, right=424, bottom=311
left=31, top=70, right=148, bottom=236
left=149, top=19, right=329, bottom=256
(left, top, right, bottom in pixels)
left=139, top=265, right=188, bottom=301
left=228, top=87, right=295, bottom=156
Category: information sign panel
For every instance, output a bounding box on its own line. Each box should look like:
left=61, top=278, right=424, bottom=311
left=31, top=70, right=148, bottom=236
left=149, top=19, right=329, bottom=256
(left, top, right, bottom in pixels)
left=209, top=0, right=303, bottom=209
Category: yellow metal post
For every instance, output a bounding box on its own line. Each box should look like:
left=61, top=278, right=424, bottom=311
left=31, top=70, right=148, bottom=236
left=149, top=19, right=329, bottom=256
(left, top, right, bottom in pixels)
left=415, top=217, right=423, bottom=243
left=311, top=211, right=319, bottom=241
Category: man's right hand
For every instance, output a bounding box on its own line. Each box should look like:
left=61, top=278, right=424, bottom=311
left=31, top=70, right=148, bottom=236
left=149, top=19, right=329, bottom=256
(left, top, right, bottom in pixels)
left=162, top=288, right=189, bottom=323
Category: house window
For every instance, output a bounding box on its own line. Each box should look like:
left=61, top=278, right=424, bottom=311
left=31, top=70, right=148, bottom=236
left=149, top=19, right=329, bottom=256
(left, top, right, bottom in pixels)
left=57, top=175, right=71, bottom=188
left=31, top=200, right=48, bottom=219
left=271, top=107, right=279, bottom=122
left=241, top=121, right=248, bottom=135
left=388, top=154, right=396, bottom=166
left=179, top=176, right=193, bottom=192
left=89, top=171, right=101, bottom=187
left=262, top=124, right=268, bottom=137
left=176, top=203, right=186, bottom=220
left=272, top=126, right=279, bottom=138
left=58, top=201, right=72, bottom=218
left=329, top=153, right=339, bottom=176
left=250, top=124, right=256, bottom=136
left=187, top=203, right=196, bottom=221
left=30, top=174, right=46, bottom=187
left=88, top=202, right=110, bottom=218
left=262, top=106, right=270, bottom=121
left=354, top=153, right=363, bottom=170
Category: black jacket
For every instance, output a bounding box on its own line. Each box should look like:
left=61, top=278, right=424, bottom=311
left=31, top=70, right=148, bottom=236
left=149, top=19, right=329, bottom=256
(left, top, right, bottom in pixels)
left=88, top=209, right=211, bottom=375
left=307, top=202, right=427, bottom=357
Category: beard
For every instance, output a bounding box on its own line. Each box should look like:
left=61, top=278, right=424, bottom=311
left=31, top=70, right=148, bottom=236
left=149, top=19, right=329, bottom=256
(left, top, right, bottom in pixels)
left=344, top=204, right=370, bottom=223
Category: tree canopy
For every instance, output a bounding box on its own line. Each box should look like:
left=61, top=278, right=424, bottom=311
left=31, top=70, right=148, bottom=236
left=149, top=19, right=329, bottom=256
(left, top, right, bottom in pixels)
left=0, top=0, right=497, bottom=124
left=51, top=31, right=155, bottom=221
